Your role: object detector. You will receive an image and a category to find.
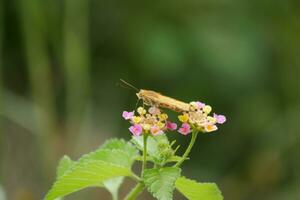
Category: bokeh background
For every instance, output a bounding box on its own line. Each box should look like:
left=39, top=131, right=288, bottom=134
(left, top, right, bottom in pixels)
left=1, top=0, right=300, bottom=199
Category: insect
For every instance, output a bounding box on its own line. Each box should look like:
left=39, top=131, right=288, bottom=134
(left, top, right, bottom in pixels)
left=119, top=79, right=190, bottom=112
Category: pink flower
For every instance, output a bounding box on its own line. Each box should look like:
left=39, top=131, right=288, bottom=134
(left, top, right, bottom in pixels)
left=196, top=101, right=205, bottom=109
left=122, top=111, right=134, bottom=120
left=213, top=113, right=226, bottom=124
left=166, top=121, right=177, bottom=131
left=129, top=124, right=142, bottom=136
left=150, top=126, right=164, bottom=135
left=178, top=123, right=191, bottom=135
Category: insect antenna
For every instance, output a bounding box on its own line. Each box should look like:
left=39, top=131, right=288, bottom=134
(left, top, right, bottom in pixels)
left=117, top=79, right=141, bottom=109
left=118, top=79, right=139, bottom=92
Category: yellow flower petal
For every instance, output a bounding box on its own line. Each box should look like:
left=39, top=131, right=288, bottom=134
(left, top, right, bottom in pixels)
left=137, top=107, right=146, bottom=115
left=178, top=113, right=189, bottom=122
left=207, top=116, right=217, bottom=123
left=142, top=124, right=151, bottom=131
left=132, top=116, right=142, bottom=123
left=158, top=113, right=168, bottom=121
left=157, top=121, right=165, bottom=129
left=203, top=105, right=212, bottom=114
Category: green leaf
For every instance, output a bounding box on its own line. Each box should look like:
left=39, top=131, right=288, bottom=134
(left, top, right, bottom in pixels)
left=45, top=160, right=131, bottom=200
left=101, top=138, right=138, bottom=158
left=70, top=139, right=138, bottom=169
left=143, top=167, right=181, bottom=200
left=99, top=139, right=139, bottom=199
left=175, top=177, right=223, bottom=200
left=79, top=149, right=134, bottom=167
left=81, top=139, right=138, bottom=167
left=56, top=155, right=74, bottom=178
left=45, top=139, right=139, bottom=200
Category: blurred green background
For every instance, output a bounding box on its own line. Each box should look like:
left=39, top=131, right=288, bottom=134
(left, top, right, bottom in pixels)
left=1, top=0, right=300, bottom=199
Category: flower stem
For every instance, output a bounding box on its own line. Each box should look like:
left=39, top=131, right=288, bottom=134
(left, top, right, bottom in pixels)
left=130, top=173, right=141, bottom=182
left=112, top=192, right=118, bottom=200
left=125, top=135, right=148, bottom=200
left=174, top=130, right=198, bottom=167
left=124, top=182, right=145, bottom=200
left=141, top=134, right=148, bottom=174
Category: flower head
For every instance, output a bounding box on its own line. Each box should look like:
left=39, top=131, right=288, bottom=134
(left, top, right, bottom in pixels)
left=123, top=98, right=226, bottom=136
left=177, top=101, right=226, bottom=134
left=123, top=106, right=169, bottom=136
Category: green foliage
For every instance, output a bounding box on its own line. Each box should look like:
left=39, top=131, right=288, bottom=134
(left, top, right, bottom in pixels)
left=101, top=138, right=138, bottom=158
left=175, top=176, right=223, bottom=200
left=132, top=135, right=179, bottom=165
left=46, top=160, right=131, bottom=200
left=45, top=139, right=138, bottom=200
left=56, top=155, right=74, bottom=178
left=45, top=136, right=223, bottom=200
left=143, top=167, right=181, bottom=200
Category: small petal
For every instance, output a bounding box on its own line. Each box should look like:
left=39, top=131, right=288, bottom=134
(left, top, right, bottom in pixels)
left=149, top=106, right=161, bottom=115
left=178, top=123, right=191, bottom=135
left=142, top=124, right=151, bottom=131
left=158, top=113, right=168, bottom=121
left=129, top=124, right=143, bottom=136
left=207, top=116, right=217, bottom=124
left=157, top=121, right=165, bottom=129
left=150, top=126, right=164, bottom=135
left=205, top=124, right=218, bottom=132
left=203, top=105, right=212, bottom=114
left=213, top=113, right=226, bottom=124
left=196, top=101, right=205, bottom=109
left=137, top=107, right=146, bottom=115
left=166, top=121, right=177, bottom=131
left=132, top=116, right=142, bottom=124
left=178, top=113, right=189, bottom=123
left=122, top=111, right=134, bottom=120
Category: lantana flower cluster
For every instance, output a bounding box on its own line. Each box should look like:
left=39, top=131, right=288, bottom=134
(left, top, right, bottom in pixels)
left=123, top=101, right=226, bottom=136
left=177, top=101, right=226, bottom=135
left=122, top=106, right=177, bottom=136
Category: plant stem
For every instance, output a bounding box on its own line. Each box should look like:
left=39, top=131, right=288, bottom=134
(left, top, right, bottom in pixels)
left=141, top=135, right=148, bottom=174
left=124, top=182, right=145, bottom=200
left=174, top=130, right=198, bottom=167
left=130, top=173, right=141, bottom=182
left=112, top=192, right=118, bottom=200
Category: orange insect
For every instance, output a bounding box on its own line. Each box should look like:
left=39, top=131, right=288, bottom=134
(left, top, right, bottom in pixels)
left=119, top=79, right=190, bottom=113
